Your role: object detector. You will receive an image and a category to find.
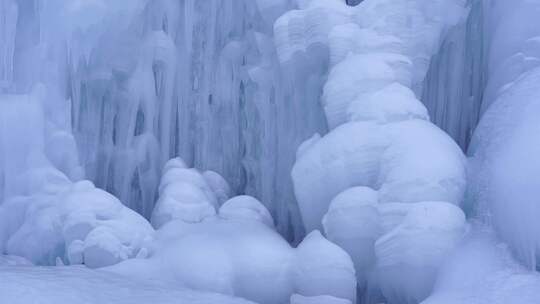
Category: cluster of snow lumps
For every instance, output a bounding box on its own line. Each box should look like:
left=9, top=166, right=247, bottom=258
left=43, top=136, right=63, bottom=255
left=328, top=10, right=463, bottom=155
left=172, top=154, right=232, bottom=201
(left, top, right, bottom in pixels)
left=467, top=0, right=540, bottom=269
left=284, top=0, right=468, bottom=302
left=0, top=90, right=153, bottom=268
left=0, top=179, right=154, bottom=268
left=109, top=167, right=355, bottom=304
left=151, top=157, right=232, bottom=228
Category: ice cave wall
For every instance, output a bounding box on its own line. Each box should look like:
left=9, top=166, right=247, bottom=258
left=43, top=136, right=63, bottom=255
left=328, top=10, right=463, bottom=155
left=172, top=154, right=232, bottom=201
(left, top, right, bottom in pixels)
left=421, top=0, right=486, bottom=151
left=0, top=0, right=333, bottom=240
left=467, top=0, right=540, bottom=269
left=66, top=0, right=329, bottom=240
left=0, top=0, right=486, bottom=242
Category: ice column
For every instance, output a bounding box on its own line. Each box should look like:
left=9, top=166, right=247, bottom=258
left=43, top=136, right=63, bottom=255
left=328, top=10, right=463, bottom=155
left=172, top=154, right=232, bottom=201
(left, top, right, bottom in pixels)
left=281, top=0, right=468, bottom=302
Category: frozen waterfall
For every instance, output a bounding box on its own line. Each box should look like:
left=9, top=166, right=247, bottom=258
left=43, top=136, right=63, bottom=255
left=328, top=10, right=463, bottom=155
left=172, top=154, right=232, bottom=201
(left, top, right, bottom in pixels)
left=2, top=0, right=540, bottom=304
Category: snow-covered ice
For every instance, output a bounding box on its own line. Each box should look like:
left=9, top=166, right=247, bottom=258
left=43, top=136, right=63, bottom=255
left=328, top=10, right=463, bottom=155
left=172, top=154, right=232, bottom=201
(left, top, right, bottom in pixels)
left=2, top=0, right=540, bottom=303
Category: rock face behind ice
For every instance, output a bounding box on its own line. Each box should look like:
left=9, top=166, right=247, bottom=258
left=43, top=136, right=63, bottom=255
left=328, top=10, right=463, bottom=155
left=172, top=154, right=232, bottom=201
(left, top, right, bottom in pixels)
left=284, top=0, right=468, bottom=302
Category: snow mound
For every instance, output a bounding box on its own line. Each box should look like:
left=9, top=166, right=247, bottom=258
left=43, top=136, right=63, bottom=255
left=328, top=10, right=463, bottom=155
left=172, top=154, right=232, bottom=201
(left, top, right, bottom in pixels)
left=219, top=195, right=274, bottom=228
left=323, top=193, right=466, bottom=302
left=151, top=158, right=224, bottom=228
left=0, top=90, right=153, bottom=268
left=109, top=178, right=356, bottom=304
left=0, top=180, right=153, bottom=268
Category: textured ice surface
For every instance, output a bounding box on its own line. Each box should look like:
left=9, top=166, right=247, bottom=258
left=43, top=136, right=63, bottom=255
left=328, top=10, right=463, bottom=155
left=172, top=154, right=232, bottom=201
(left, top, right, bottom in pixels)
left=468, top=0, right=540, bottom=269
left=421, top=0, right=486, bottom=150
left=60, top=0, right=324, bottom=239
left=0, top=0, right=328, bottom=241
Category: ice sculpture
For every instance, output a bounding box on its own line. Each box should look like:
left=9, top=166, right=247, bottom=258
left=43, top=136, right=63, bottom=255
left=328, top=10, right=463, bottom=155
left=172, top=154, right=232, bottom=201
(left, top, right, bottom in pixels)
left=468, top=0, right=540, bottom=269
left=281, top=0, right=468, bottom=302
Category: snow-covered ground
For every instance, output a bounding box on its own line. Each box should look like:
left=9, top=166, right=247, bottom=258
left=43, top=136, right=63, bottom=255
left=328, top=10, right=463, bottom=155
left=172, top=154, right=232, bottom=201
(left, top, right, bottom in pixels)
left=0, top=264, right=254, bottom=304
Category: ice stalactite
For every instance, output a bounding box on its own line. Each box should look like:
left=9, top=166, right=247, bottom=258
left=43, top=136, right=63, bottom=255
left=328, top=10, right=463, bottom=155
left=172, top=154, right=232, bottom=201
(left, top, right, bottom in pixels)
left=280, top=0, right=468, bottom=302
left=0, top=0, right=17, bottom=90
left=421, top=0, right=487, bottom=151
left=64, top=0, right=325, bottom=240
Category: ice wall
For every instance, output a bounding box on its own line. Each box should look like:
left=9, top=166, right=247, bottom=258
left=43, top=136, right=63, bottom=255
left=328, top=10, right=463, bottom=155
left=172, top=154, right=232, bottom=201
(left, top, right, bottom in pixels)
left=468, top=0, right=540, bottom=269
left=64, top=0, right=327, bottom=239
left=0, top=0, right=17, bottom=90
left=421, top=0, right=486, bottom=151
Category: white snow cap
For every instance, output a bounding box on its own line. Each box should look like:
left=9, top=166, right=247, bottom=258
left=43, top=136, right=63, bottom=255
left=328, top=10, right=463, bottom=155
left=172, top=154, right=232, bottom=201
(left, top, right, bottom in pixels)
left=219, top=195, right=274, bottom=228
left=152, top=158, right=222, bottom=228
left=294, top=231, right=357, bottom=303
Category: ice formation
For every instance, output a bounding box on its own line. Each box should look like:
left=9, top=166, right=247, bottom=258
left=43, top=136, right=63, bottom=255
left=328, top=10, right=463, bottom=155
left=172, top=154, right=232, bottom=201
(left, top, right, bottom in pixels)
left=467, top=0, right=540, bottom=269
left=110, top=163, right=356, bottom=304
left=0, top=87, right=153, bottom=267
left=63, top=0, right=326, bottom=239
left=282, top=0, right=468, bottom=302
left=3, top=0, right=540, bottom=303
